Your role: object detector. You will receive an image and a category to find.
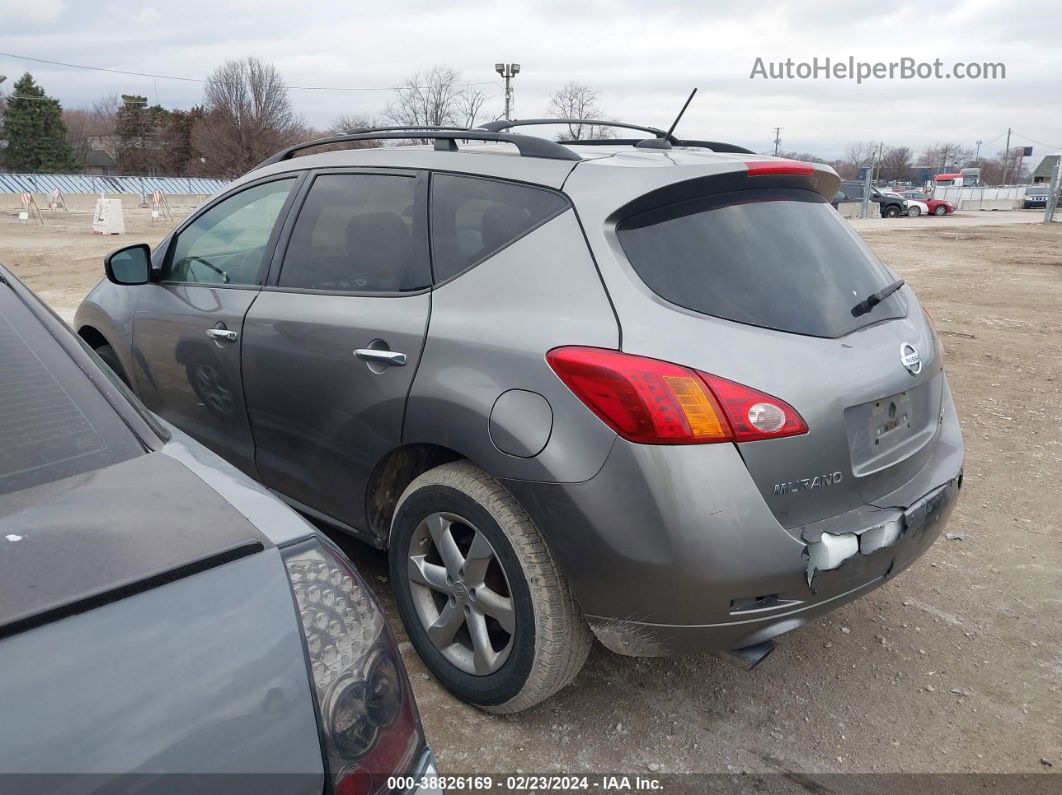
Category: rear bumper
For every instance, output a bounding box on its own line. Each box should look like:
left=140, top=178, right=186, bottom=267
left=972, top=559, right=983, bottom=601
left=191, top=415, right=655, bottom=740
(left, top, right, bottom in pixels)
left=502, top=376, right=964, bottom=656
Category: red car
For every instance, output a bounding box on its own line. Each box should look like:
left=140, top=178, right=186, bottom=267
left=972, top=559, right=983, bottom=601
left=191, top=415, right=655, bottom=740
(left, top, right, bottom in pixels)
left=903, top=191, right=954, bottom=216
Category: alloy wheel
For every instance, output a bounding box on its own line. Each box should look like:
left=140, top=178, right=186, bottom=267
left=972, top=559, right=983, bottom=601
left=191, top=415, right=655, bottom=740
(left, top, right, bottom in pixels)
left=406, top=512, right=516, bottom=675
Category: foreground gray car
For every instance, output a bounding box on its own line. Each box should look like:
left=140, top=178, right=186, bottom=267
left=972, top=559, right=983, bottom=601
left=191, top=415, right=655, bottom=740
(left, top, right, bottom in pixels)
left=76, top=120, right=964, bottom=713
left=0, top=267, right=437, bottom=794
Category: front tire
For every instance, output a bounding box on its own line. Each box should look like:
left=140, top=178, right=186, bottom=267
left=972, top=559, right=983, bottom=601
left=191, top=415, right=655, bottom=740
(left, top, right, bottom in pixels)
left=94, top=343, right=130, bottom=386
left=908, top=205, right=921, bottom=217
left=884, top=205, right=900, bottom=218
left=934, top=205, right=947, bottom=216
left=389, top=461, right=592, bottom=713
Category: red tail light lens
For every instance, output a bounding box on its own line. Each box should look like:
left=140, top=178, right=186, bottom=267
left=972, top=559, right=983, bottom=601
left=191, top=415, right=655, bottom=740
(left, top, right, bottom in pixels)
left=697, top=373, right=808, bottom=441
left=745, top=160, right=816, bottom=177
left=282, top=538, right=424, bottom=795
left=546, top=347, right=807, bottom=444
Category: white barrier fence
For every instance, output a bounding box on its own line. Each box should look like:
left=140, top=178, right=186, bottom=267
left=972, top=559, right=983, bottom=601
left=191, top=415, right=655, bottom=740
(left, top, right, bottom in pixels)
left=0, top=172, right=228, bottom=196
left=933, top=186, right=1029, bottom=210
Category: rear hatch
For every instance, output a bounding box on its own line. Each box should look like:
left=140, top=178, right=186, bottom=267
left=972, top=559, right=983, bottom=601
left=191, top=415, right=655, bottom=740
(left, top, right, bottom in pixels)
left=607, top=177, right=943, bottom=529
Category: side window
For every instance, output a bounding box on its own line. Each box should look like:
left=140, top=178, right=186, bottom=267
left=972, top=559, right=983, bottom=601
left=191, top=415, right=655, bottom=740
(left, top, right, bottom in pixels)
left=430, top=174, right=569, bottom=283
left=166, top=178, right=296, bottom=286
left=278, top=174, right=426, bottom=293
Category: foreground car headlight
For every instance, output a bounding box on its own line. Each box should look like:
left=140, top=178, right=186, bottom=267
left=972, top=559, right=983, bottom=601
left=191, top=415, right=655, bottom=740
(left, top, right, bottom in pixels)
left=283, top=539, right=423, bottom=794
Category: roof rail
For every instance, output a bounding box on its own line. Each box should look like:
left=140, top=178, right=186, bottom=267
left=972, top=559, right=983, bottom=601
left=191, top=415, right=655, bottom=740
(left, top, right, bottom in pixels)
left=342, top=125, right=474, bottom=135
left=478, top=119, right=754, bottom=154
left=480, top=118, right=670, bottom=140
left=253, top=128, right=581, bottom=170
left=558, top=137, right=754, bottom=155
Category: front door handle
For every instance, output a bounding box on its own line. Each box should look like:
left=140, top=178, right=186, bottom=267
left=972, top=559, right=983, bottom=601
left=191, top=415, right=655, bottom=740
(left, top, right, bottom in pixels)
left=354, top=348, right=407, bottom=367
left=206, top=328, right=238, bottom=343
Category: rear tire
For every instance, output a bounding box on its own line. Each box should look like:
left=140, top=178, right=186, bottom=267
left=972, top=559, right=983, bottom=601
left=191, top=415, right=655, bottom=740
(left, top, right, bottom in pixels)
left=389, top=461, right=592, bottom=713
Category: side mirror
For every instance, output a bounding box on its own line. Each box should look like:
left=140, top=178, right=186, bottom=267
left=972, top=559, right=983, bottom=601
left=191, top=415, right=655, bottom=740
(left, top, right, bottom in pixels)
left=105, top=244, right=152, bottom=285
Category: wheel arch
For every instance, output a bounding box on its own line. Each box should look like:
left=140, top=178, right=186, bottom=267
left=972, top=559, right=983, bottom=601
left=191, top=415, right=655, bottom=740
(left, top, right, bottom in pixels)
left=365, top=442, right=466, bottom=547
left=76, top=324, right=110, bottom=350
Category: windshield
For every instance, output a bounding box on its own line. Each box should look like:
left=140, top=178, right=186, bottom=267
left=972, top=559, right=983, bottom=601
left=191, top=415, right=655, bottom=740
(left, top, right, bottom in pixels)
left=0, top=287, right=144, bottom=496
left=616, top=188, right=908, bottom=338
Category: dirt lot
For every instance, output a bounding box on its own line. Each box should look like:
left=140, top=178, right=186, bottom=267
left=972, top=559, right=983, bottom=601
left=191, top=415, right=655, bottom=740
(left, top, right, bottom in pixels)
left=1, top=197, right=1059, bottom=780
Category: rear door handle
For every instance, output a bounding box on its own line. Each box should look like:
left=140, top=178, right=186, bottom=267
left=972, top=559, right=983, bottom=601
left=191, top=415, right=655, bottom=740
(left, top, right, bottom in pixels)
left=206, top=328, right=238, bottom=343
left=354, top=348, right=407, bottom=367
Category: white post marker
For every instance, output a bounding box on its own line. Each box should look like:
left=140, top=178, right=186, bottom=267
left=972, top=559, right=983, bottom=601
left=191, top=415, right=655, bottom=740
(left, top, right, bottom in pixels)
left=151, top=189, right=174, bottom=221
left=92, top=197, right=126, bottom=235
left=47, top=188, right=69, bottom=212
left=19, top=192, right=44, bottom=225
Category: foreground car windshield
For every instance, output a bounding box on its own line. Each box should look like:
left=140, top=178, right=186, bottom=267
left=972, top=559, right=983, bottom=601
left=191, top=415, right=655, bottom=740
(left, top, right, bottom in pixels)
left=0, top=290, right=143, bottom=496
left=616, top=188, right=907, bottom=338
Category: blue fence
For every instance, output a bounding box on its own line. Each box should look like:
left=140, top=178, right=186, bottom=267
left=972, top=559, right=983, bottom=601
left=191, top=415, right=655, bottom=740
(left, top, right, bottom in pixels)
left=0, top=173, right=229, bottom=196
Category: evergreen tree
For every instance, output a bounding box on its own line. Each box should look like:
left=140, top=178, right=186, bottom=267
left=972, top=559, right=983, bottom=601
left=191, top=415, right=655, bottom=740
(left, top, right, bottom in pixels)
left=115, top=94, right=166, bottom=174
left=0, top=73, right=78, bottom=172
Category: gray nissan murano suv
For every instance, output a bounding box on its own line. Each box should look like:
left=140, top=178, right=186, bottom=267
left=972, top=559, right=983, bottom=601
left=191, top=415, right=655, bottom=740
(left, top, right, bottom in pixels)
left=76, top=119, right=965, bottom=713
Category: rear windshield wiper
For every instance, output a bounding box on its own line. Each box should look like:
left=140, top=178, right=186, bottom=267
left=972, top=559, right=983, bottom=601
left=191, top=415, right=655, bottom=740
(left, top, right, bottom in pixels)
left=851, top=279, right=905, bottom=317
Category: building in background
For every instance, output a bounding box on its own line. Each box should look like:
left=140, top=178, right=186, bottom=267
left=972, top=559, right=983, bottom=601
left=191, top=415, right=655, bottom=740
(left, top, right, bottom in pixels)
left=1032, top=155, right=1060, bottom=184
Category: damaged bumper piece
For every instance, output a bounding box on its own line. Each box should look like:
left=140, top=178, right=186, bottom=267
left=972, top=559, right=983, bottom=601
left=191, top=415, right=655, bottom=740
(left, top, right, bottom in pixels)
left=803, top=480, right=956, bottom=587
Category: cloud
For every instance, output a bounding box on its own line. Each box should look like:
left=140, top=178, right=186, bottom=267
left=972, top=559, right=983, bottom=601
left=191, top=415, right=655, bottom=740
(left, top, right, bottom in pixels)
left=0, top=0, right=1059, bottom=159
left=0, top=0, right=64, bottom=24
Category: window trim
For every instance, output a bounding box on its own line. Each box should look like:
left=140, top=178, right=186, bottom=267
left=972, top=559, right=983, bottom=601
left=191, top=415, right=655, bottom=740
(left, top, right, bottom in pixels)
left=427, top=171, right=572, bottom=288
left=158, top=172, right=306, bottom=289
left=264, top=166, right=431, bottom=298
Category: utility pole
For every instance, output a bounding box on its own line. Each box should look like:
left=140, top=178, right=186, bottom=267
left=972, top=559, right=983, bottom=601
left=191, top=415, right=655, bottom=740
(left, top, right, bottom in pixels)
left=772, top=127, right=782, bottom=156
left=873, top=141, right=884, bottom=184
left=1001, top=128, right=1012, bottom=184
left=495, top=63, right=521, bottom=120
left=974, top=139, right=982, bottom=163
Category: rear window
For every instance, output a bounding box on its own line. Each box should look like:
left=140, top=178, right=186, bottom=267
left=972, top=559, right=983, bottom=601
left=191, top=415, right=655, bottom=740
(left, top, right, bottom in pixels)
left=0, top=291, right=143, bottom=495
left=616, top=188, right=907, bottom=338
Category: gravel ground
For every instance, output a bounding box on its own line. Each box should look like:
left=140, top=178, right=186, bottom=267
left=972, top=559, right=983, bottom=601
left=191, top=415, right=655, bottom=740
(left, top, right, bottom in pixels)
left=1, top=197, right=1059, bottom=779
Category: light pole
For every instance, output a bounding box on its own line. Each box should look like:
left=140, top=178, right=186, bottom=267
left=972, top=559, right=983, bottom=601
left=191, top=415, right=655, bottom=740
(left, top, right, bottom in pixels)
left=495, top=63, right=520, bottom=120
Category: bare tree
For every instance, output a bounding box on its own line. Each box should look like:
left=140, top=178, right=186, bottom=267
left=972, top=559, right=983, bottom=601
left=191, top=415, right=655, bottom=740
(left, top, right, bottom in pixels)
left=322, top=114, right=383, bottom=149
left=192, top=57, right=305, bottom=176
left=454, top=86, right=488, bottom=129
left=386, top=66, right=484, bottom=129
left=843, top=141, right=878, bottom=171
left=881, top=145, right=913, bottom=183
left=547, top=82, right=616, bottom=140
left=920, top=142, right=969, bottom=172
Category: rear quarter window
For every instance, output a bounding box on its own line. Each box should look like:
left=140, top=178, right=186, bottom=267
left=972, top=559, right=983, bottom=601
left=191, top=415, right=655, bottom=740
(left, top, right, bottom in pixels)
left=430, top=174, right=569, bottom=283
left=616, top=188, right=907, bottom=338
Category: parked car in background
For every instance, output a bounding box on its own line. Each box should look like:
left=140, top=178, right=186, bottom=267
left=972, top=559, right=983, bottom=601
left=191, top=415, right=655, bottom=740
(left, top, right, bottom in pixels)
left=1022, top=186, right=1049, bottom=209
left=902, top=191, right=955, bottom=216
left=882, top=191, right=929, bottom=217
left=0, top=266, right=438, bottom=795
left=841, top=180, right=908, bottom=217
left=77, top=121, right=964, bottom=713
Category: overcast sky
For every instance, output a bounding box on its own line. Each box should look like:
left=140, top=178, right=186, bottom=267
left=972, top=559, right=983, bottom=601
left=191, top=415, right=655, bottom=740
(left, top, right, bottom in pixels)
left=1, top=0, right=1059, bottom=161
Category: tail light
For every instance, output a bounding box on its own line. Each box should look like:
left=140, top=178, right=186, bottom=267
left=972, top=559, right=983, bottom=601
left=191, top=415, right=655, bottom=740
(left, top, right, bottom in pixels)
left=923, top=307, right=945, bottom=364
left=282, top=539, right=423, bottom=795
left=745, top=160, right=816, bottom=177
left=546, top=347, right=807, bottom=444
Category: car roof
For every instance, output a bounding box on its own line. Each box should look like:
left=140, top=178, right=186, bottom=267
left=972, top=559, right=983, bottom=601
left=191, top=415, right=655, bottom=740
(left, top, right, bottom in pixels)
left=241, top=140, right=822, bottom=195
